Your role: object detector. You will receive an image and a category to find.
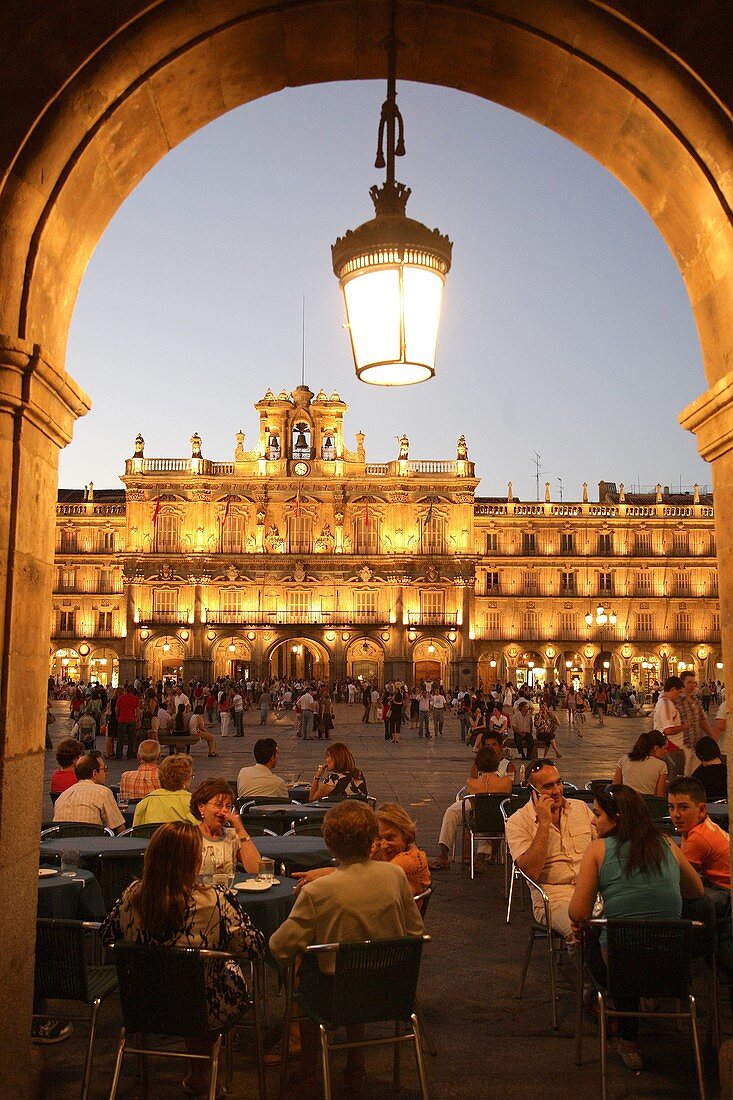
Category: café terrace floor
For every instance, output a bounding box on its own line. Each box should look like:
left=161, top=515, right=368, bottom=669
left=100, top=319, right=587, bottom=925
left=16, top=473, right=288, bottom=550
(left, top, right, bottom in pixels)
left=39, top=701, right=724, bottom=1098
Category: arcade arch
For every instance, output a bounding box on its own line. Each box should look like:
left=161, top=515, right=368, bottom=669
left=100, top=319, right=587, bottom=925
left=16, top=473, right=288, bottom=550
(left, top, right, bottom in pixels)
left=413, top=636, right=450, bottom=689
left=267, top=637, right=330, bottom=682
left=345, top=637, right=384, bottom=685
left=212, top=636, right=252, bottom=681
left=145, top=633, right=186, bottom=684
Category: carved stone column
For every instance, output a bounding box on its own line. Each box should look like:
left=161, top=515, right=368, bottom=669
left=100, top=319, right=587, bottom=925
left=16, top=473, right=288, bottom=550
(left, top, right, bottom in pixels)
left=0, top=337, right=89, bottom=1093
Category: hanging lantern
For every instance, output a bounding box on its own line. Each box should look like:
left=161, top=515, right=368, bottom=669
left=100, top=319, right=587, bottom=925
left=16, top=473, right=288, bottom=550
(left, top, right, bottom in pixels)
left=332, top=1, right=452, bottom=386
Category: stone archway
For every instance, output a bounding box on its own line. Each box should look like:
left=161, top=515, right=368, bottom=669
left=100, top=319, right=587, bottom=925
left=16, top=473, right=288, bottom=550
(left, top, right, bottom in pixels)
left=1, top=3, right=732, bottom=1087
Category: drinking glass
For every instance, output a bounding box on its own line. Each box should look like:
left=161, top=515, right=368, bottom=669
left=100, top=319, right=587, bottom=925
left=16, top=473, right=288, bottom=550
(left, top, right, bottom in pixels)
left=257, top=858, right=275, bottom=884
left=60, top=847, right=80, bottom=877
left=117, top=792, right=129, bottom=811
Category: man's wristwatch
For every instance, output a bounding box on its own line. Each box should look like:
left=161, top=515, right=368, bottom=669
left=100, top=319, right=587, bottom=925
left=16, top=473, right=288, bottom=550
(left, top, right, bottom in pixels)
left=238, top=833, right=251, bottom=844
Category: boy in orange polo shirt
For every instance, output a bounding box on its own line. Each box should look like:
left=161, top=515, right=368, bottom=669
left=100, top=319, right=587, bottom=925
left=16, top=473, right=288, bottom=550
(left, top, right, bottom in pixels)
left=669, top=777, right=732, bottom=982
left=668, top=777, right=730, bottom=890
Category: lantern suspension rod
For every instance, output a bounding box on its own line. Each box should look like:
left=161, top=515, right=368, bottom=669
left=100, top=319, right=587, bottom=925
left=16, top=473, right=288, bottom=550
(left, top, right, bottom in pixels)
left=374, top=0, right=405, bottom=187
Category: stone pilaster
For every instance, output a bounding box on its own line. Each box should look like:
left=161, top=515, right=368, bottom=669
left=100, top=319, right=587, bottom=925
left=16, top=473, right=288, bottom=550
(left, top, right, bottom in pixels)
left=0, top=336, right=89, bottom=1095
left=680, top=378, right=733, bottom=1089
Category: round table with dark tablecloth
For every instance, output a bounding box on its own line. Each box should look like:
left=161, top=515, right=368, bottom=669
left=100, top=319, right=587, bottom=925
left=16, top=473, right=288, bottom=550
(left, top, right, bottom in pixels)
left=37, top=867, right=106, bottom=921
left=40, top=835, right=149, bottom=872
left=241, top=803, right=330, bottom=835
left=231, top=874, right=297, bottom=939
left=255, top=834, right=332, bottom=871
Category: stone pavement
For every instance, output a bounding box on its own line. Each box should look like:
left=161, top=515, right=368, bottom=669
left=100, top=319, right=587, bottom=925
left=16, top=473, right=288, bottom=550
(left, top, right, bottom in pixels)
left=39, top=702, right=723, bottom=1098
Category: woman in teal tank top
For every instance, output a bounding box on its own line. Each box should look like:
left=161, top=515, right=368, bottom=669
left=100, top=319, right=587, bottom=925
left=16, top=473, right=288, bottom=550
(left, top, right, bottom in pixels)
left=569, top=785, right=703, bottom=1071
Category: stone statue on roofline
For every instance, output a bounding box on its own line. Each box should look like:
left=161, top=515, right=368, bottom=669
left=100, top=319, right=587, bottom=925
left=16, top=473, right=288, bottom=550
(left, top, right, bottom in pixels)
left=191, top=432, right=202, bottom=458
left=398, top=434, right=409, bottom=460
left=133, top=433, right=145, bottom=457
left=457, top=435, right=468, bottom=461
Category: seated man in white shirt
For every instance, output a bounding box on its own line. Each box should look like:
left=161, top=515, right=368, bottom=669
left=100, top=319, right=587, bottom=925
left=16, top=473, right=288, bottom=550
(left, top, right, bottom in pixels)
left=53, top=752, right=125, bottom=833
left=237, top=739, right=289, bottom=800
left=504, top=760, right=595, bottom=953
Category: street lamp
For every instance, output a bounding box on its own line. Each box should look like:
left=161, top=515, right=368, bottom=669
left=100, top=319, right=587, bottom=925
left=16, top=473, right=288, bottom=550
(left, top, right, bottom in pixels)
left=585, top=604, right=617, bottom=628
left=332, top=0, right=452, bottom=386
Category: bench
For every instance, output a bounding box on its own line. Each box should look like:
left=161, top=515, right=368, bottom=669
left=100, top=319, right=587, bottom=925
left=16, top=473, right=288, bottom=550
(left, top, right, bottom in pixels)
left=158, top=735, right=192, bottom=755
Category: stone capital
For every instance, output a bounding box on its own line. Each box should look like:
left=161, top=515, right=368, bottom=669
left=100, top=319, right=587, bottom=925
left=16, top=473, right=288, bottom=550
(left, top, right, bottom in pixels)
left=0, top=335, right=91, bottom=447
left=679, top=373, right=733, bottom=463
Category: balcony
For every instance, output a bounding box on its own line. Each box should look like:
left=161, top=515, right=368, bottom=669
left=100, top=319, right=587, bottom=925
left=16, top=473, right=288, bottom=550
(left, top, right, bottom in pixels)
left=205, top=609, right=388, bottom=627
left=407, top=611, right=458, bottom=627
left=147, top=610, right=190, bottom=624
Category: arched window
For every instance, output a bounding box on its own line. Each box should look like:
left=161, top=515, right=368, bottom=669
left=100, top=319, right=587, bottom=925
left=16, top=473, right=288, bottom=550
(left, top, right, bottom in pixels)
left=291, top=420, right=311, bottom=459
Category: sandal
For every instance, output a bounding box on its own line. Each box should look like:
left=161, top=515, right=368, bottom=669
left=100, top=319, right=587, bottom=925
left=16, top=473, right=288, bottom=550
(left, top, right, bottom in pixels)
left=207, top=752, right=219, bottom=758
left=429, top=856, right=450, bottom=870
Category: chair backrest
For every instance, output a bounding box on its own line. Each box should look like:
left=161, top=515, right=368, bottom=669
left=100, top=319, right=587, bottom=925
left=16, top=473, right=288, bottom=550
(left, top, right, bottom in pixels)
left=310, top=936, right=426, bottom=1026
left=238, top=814, right=281, bottom=837
left=500, top=793, right=531, bottom=822
left=41, top=821, right=109, bottom=838
left=98, top=851, right=145, bottom=910
left=641, top=795, right=670, bottom=822
left=471, top=793, right=507, bottom=833
left=35, top=919, right=96, bottom=1002
left=413, top=886, right=433, bottom=916
left=564, top=789, right=595, bottom=803
left=112, top=943, right=213, bottom=1035
left=130, top=823, right=164, bottom=839
left=605, top=919, right=693, bottom=1001
left=585, top=779, right=614, bottom=794
left=294, top=820, right=325, bottom=836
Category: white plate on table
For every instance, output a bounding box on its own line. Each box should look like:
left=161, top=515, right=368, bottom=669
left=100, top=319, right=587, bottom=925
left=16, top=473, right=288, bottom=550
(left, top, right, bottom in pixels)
left=234, top=879, right=280, bottom=892
left=38, top=868, right=58, bottom=878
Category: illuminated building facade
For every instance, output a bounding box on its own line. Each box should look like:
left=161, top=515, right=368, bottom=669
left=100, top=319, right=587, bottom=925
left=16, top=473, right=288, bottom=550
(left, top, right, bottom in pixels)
left=51, top=386, right=720, bottom=691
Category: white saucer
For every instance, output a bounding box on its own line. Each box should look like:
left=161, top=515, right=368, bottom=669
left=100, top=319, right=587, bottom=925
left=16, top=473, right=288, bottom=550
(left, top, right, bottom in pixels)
left=234, top=878, right=280, bottom=892
left=38, top=868, right=58, bottom=877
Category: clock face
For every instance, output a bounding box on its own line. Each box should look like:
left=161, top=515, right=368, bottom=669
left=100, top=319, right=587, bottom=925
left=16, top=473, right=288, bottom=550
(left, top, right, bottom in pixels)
left=293, top=461, right=309, bottom=476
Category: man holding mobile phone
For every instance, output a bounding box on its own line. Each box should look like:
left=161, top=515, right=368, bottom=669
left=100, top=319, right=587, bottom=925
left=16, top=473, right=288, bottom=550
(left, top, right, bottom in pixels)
left=505, top=760, right=595, bottom=955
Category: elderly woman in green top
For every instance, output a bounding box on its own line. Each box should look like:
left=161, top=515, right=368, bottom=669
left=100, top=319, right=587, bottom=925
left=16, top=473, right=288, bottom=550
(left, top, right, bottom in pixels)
left=132, top=754, right=197, bottom=826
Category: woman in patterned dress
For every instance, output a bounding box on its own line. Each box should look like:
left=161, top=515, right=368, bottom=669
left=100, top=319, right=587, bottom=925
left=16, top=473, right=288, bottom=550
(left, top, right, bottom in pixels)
left=102, top=821, right=264, bottom=1096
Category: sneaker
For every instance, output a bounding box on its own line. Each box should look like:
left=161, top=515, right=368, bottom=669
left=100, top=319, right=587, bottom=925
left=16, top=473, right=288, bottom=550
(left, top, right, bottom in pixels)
left=32, top=1018, right=73, bottom=1044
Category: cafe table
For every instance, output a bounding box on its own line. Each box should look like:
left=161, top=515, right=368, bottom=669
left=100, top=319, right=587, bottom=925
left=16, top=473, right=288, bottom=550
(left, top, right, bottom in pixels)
left=40, top=835, right=149, bottom=873
left=255, top=834, right=332, bottom=871
left=242, top=803, right=329, bottom=836
left=231, top=873, right=298, bottom=939
left=37, top=867, right=106, bottom=921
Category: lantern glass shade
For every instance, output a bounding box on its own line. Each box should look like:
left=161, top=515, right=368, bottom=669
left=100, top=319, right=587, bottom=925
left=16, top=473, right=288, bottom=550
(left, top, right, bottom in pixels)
left=340, top=263, right=445, bottom=386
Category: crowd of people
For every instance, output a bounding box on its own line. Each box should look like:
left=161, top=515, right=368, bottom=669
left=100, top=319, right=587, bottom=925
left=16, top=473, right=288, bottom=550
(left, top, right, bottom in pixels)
left=40, top=666, right=730, bottom=1091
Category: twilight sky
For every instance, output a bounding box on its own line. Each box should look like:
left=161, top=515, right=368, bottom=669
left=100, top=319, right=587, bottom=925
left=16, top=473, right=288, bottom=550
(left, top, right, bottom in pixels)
left=61, top=80, right=710, bottom=501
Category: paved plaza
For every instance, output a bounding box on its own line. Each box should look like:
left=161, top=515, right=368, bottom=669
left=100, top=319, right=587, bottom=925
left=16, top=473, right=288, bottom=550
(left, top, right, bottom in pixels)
left=39, top=702, right=724, bottom=1098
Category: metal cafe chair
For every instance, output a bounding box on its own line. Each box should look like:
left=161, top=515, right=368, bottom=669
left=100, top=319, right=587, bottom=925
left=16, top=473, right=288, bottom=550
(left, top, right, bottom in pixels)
left=412, top=888, right=437, bottom=1057
left=574, top=919, right=707, bottom=1100
left=109, top=943, right=254, bottom=1100
left=41, top=822, right=112, bottom=839
left=641, top=794, right=671, bottom=822
left=278, top=936, right=432, bottom=1100
left=500, top=794, right=532, bottom=922
left=34, top=919, right=117, bottom=1100
left=98, top=850, right=145, bottom=911
left=585, top=779, right=614, bottom=795
left=515, top=867, right=568, bottom=1030
left=461, top=793, right=508, bottom=883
